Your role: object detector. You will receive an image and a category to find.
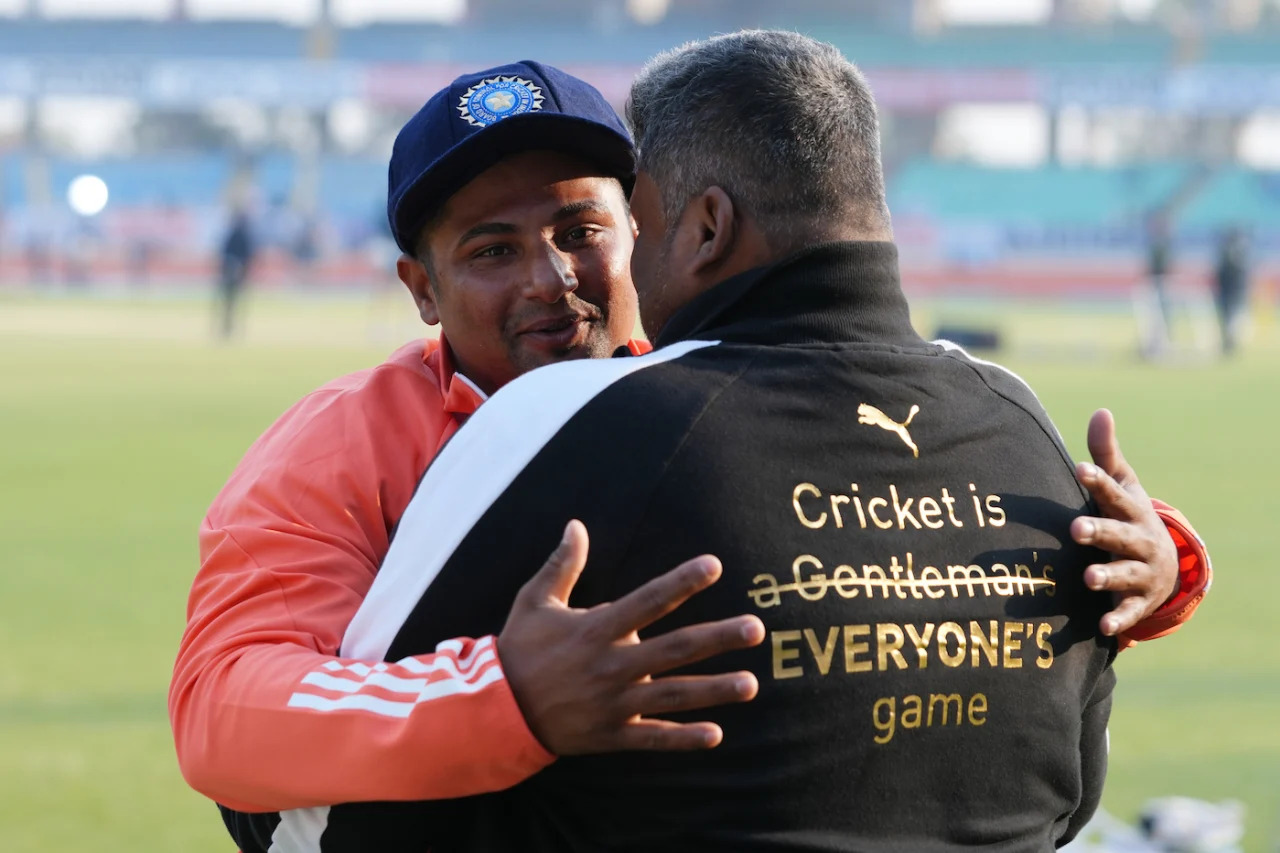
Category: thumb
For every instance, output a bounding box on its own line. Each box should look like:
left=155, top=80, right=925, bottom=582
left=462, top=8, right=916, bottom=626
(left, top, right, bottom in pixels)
left=522, top=519, right=590, bottom=606
left=1086, top=409, right=1135, bottom=485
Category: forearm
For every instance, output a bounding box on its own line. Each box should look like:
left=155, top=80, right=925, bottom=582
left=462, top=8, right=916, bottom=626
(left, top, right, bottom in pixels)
left=170, top=637, right=553, bottom=811
left=175, top=523, right=553, bottom=811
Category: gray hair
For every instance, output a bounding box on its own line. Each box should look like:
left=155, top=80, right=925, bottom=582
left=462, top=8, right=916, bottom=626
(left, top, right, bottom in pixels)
left=626, top=30, right=890, bottom=248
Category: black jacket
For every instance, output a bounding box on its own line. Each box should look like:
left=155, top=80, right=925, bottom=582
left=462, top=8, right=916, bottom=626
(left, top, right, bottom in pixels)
left=242, top=241, right=1116, bottom=853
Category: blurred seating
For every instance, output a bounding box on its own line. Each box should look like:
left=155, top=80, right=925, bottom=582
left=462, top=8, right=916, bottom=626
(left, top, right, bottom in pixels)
left=889, top=160, right=1280, bottom=230
left=1182, top=168, right=1280, bottom=229
left=0, top=17, right=1274, bottom=68
left=4, top=151, right=1274, bottom=246
left=1, top=152, right=233, bottom=207
left=0, top=19, right=306, bottom=59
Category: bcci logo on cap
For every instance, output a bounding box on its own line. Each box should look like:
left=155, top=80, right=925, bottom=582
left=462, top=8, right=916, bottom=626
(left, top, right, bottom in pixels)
left=457, top=76, right=545, bottom=127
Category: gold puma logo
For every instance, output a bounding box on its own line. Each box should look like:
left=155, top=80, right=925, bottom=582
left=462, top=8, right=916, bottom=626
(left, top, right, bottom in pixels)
left=857, top=403, right=920, bottom=458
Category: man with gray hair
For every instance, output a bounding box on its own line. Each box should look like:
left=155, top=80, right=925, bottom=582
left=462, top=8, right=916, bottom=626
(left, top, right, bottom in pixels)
left=309, top=31, right=1184, bottom=851
left=627, top=29, right=892, bottom=283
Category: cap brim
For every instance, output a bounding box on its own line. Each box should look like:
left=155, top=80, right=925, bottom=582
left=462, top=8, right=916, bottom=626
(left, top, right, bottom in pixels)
left=394, top=112, right=636, bottom=253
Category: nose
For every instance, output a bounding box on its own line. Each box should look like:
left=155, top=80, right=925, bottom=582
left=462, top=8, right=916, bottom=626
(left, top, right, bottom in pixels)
left=523, top=241, right=577, bottom=303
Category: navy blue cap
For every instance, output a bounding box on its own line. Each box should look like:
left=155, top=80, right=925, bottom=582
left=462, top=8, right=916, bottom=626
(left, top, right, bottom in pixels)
left=387, top=60, right=636, bottom=254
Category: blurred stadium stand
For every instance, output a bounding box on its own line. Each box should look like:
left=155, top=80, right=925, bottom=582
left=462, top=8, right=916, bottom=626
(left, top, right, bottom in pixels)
left=0, top=0, right=1276, bottom=295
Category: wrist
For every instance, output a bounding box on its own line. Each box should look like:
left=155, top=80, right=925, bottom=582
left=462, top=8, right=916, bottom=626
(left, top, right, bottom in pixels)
left=1161, top=571, right=1182, bottom=607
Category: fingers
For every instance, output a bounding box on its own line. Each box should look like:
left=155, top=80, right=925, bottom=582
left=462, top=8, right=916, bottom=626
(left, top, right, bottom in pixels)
left=1087, top=558, right=1177, bottom=636
left=520, top=519, right=590, bottom=605
left=598, top=555, right=723, bottom=637
left=611, top=719, right=725, bottom=751
left=1100, top=594, right=1152, bottom=637
left=1085, top=409, right=1136, bottom=486
left=1071, top=514, right=1158, bottom=560
left=622, top=672, right=759, bottom=719
left=1074, top=461, right=1146, bottom=523
left=617, top=615, right=765, bottom=680
left=1084, top=560, right=1151, bottom=593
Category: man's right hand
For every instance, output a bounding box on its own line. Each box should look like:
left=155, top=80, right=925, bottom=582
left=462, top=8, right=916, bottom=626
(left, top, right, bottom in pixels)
left=1070, top=408, right=1180, bottom=637
left=497, top=519, right=765, bottom=756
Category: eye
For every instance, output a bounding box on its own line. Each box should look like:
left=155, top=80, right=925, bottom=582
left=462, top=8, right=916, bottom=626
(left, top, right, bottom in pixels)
left=473, top=244, right=513, bottom=259
left=562, top=225, right=602, bottom=244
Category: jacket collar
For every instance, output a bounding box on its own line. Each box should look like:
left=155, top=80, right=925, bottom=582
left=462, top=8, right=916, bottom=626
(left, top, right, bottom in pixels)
left=425, top=336, right=653, bottom=419
left=424, top=335, right=487, bottom=418
left=654, top=241, right=923, bottom=350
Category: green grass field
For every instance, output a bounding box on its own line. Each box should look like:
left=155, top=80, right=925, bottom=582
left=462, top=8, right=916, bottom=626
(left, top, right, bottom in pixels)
left=2, top=292, right=1278, bottom=851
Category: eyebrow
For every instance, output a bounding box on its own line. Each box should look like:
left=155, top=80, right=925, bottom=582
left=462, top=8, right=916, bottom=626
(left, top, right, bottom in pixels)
left=455, top=221, right=518, bottom=248
left=553, top=200, right=613, bottom=221
left=454, top=200, right=614, bottom=249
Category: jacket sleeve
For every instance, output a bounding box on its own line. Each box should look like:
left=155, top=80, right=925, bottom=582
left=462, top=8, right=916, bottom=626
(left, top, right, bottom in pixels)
left=168, top=378, right=553, bottom=814
left=1117, top=499, right=1213, bottom=649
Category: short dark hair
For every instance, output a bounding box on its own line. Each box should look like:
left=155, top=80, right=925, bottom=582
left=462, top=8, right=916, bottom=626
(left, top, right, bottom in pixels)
left=626, top=30, right=891, bottom=247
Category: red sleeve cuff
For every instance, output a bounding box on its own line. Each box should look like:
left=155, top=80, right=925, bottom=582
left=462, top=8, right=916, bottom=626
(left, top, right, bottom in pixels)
left=490, top=641, right=558, bottom=772
left=1118, top=499, right=1212, bottom=648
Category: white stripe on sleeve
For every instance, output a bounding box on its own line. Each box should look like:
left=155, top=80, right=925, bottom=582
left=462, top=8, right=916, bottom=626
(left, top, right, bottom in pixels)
left=341, top=339, right=717, bottom=662
left=276, top=340, right=715, bottom=852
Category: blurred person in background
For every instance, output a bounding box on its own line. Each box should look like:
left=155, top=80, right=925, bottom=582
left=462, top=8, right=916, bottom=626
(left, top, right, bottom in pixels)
left=22, top=209, right=49, bottom=286
left=172, top=56, right=1211, bottom=853
left=23, top=212, right=53, bottom=286
left=123, top=200, right=167, bottom=289
left=216, top=206, right=256, bottom=339
left=292, top=212, right=320, bottom=272
left=126, top=227, right=155, bottom=288
left=363, top=201, right=413, bottom=340
left=64, top=212, right=99, bottom=288
left=1213, top=226, right=1251, bottom=356
left=1143, top=213, right=1175, bottom=357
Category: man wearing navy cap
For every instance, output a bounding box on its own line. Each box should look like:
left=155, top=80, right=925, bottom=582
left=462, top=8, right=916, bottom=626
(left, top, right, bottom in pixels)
left=173, top=62, right=767, bottom=853
left=172, top=53, right=1209, bottom=853
left=385, top=61, right=642, bottom=395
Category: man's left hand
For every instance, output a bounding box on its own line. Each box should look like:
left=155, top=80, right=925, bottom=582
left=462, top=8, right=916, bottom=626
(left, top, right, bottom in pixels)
left=1069, top=408, right=1179, bottom=637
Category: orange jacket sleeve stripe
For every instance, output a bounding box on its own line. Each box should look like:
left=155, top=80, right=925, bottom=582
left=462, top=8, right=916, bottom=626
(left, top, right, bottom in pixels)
left=170, top=340, right=553, bottom=814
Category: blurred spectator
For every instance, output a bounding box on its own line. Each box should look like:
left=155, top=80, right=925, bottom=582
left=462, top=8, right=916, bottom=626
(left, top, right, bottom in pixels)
left=121, top=202, right=170, bottom=289
left=1214, top=227, right=1251, bottom=356
left=364, top=202, right=399, bottom=282
left=1146, top=217, right=1172, bottom=353
left=1143, top=215, right=1175, bottom=357
left=292, top=213, right=320, bottom=271
left=24, top=205, right=57, bottom=286
left=127, top=235, right=154, bottom=287
left=64, top=215, right=99, bottom=288
left=216, top=208, right=256, bottom=339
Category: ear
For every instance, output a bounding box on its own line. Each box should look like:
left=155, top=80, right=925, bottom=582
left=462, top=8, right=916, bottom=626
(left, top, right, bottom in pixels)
left=397, top=254, right=440, bottom=326
left=684, top=186, right=737, bottom=277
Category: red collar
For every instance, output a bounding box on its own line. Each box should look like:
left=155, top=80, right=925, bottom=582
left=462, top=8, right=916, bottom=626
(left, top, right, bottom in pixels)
left=424, top=336, right=652, bottom=419
left=423, top=335, right=487, bottom=418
